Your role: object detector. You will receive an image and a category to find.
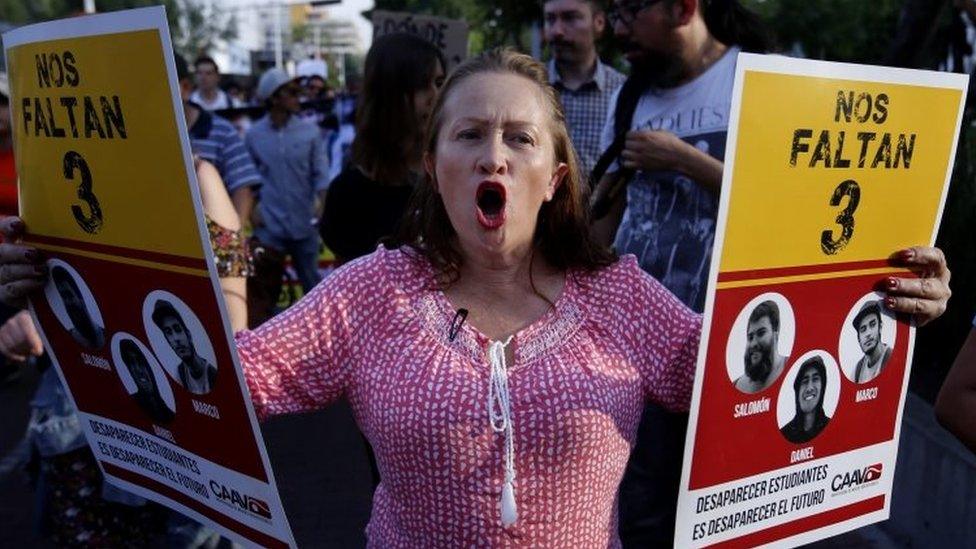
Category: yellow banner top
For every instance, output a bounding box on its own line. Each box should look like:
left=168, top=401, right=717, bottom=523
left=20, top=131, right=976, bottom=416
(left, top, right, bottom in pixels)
left=9, top=30, right=202, bottom=259
left=720, top=71, right=962, bottom=272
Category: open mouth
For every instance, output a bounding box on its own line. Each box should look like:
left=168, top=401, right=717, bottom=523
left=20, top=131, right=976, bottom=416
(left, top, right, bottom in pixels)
left=476, top=181, right=507, bottom=230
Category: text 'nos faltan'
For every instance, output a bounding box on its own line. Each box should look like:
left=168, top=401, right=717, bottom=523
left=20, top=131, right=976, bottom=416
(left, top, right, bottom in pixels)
left=20, top=52, right=128, bottom=140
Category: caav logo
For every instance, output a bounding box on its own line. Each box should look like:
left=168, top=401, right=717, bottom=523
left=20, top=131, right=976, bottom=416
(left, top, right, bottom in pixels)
left=831, top=463, right=883, bottom=492
left=209, top=480, right=272, bottom=520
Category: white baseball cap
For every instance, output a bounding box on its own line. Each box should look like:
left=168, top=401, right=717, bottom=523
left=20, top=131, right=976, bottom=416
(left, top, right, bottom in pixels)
left=256, top=68, right=298, bottom=101
left=296, top=58, right=328, bottom=81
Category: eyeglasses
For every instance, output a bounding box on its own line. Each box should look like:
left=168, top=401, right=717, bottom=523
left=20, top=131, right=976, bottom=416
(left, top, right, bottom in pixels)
left=607, top=0, right=663, bottom=28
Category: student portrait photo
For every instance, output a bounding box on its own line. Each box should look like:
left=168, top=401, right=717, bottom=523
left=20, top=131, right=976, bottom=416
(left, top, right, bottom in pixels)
left=777, top=351, right=841, bottom=444
left=43, top=259, right=105, bottom=349
left=839, top=293, right=897, bottom=384
left=112, top=334, right=175, bottom=424
left=143, top=291, right=217, bottom=395
left=726, top=293, right=794, bottom=394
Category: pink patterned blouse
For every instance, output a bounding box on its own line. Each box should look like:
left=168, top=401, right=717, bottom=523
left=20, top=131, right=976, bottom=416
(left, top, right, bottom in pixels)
left=237, top=247, right=701, bottom=548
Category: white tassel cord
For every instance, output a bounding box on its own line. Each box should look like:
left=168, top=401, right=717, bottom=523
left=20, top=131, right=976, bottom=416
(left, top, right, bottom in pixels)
left=487, top=336, right=518, bottom=527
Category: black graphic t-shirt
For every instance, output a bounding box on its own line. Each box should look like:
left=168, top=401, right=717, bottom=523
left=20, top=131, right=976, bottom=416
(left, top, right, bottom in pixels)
left=602, top=47, right=738, bottom=313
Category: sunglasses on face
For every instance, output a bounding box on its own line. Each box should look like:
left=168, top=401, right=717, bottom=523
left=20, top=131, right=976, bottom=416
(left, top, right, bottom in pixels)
left=607, top=0, right=664, bottom=27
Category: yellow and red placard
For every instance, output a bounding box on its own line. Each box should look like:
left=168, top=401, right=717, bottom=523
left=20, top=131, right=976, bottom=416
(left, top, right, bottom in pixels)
left=4, top=8, right=294, bottom=547
left=675, top=54, right=966, bottom=547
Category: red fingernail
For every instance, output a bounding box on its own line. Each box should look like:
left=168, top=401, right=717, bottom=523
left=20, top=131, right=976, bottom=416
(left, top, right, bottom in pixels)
left=900, top=249, right=915, bottom=261
left=885, top=297, right=896, bottom=308
left=886, top=278, right=898, bottom=289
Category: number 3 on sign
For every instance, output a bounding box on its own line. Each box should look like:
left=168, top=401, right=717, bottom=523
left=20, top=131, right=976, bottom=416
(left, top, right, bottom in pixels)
left=821, top=179, right=860, bottom=255
left=63, top=151, right=103, bottom=234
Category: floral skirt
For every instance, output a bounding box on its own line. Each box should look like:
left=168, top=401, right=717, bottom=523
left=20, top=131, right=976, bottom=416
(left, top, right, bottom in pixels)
left=39, top=447, right=166, bottom=547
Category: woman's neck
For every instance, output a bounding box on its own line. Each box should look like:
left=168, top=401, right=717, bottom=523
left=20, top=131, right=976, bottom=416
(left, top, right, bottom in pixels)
left=459, top=239, right=539, bottom=291
left=445, top=243, right=563, bottom=342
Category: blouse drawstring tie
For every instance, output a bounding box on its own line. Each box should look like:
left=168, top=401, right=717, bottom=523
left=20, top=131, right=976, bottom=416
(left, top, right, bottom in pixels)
left=487, top=336, right=517, bottom=527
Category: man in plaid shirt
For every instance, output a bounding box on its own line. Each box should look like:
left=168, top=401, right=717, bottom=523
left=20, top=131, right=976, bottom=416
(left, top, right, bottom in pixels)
left=544, top=0, right=626, bottom=178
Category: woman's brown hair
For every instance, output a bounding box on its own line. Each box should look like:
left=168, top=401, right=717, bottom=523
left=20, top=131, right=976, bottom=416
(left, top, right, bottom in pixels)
left=396, top=48, right=616, bottom=286
left=352, top=33, right=445, bottom=183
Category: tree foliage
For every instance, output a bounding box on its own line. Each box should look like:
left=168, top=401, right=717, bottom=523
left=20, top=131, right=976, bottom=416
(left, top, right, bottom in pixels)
left=169, top=0, right=238, bottom=60
left=741, top=0, right=954, bottom=65
left=0, top=0, right=237, bottom=61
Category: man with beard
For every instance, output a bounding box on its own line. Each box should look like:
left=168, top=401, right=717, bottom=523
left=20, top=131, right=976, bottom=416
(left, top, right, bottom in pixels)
left=543, top=0, right=625, bottom=175
left=734, top=300, right=787, bottom=393
left=591, top=1, right=771, bottom=545
left=51, top=266, right=104, bottom=349
left=781, top=356, right=831, bottom=444
left=151, top=301, right=216, bottom=395
left=852, top=301, right=892, bottom=384
left=120, top=339, right=174, bottom=424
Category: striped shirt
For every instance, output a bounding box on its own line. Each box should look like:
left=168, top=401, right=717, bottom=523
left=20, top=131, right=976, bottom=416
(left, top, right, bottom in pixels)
left=188, top=103, right=261, bottom=193
left=549, top=59, right=626, bottom=178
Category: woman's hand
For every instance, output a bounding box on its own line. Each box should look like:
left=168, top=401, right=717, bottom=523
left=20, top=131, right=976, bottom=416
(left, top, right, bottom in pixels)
left=885, top=246, right=951, bottom=327
left=0, top=309, right=43, bottom=362
left=0, top=217, right=47, bottom=308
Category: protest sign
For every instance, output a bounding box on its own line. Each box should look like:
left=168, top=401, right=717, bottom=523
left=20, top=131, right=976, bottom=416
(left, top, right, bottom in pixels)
left=372, top=10, right=468, bottom=69
left=674, top=54, right=967, bottom=547
left=4, top=8, right=295, bottom=547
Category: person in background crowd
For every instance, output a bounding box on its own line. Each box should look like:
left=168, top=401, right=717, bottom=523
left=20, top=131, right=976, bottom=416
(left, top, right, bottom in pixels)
left=543, top=0, right=626, bottom=176
left=175, top=53, right=261, bottom=227
left=319, top=32, right=445, bottom=493
left=306, top=74, right=328, bottom=100
left=936, top=314, right=976, bottom=454
left=0, top=74, right=19, bottom=384
left=246, top=68, right=329, bottom=326
left=0, top=48, right=952, bottom=548
left=0, top=158, right=248, bottom=548
left=327, top=74, right=361, bottom=183
left=0, top=73, right=16, bottom=218
left=296, top=58, right=335, bottom=144
left=296, top=57, right=329, bottom=102
left=190, top=55, right=235, bottom=111
left=589, top=0, right=771, bottom=544
left=321, top=33, right=446, bottom=265
left=226, top=82, right=246, bottom=107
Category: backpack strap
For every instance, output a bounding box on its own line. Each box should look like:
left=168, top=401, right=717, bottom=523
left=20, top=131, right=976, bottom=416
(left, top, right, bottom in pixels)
left=589, top=72, right=652, bottom=219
